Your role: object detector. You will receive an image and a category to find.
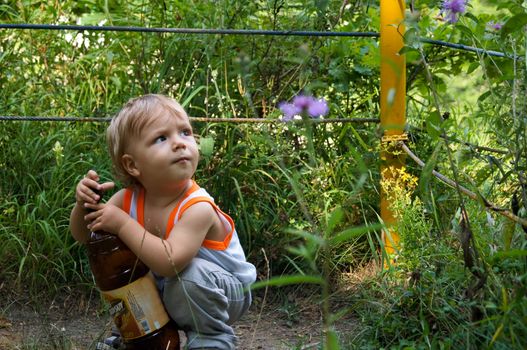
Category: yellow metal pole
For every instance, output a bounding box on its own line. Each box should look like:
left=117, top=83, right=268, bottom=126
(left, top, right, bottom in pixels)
left=380, top=0, right=406, bottom=261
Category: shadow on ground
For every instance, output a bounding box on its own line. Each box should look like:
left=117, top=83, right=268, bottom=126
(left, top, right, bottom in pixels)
left=0, top=288, right=358, bottom=350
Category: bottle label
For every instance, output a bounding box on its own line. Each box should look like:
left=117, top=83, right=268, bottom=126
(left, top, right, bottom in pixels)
left=101, top=272, right=170, bottom=340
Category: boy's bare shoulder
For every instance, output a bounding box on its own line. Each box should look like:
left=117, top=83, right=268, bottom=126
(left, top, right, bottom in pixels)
left=182, top=200, right=217, bottom=217
left=107, top=188, right=128, bottom=208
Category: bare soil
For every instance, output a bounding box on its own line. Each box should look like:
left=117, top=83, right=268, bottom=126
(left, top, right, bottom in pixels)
left=0, top=288, right=358, bottom=350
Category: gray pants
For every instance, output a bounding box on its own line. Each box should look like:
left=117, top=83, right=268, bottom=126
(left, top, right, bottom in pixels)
left=162, top=258, right=251, bottom=349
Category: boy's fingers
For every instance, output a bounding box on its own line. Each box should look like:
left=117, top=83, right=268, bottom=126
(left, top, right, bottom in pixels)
left=82, top=178, right=100, bottom=190
left=87, top=169, right=99, bottom=180
left=100, top=182, right=115, bottom=192
left=84, top=203, right=103, bottom=217
left=81, top=185, right=101, bottom=203
left=85, top=202, right=105, bottom=210
left=84, top=202, right=95, bottom=210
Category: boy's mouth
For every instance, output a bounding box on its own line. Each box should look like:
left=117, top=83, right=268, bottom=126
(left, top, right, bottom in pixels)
left=173, top=157, right=189, bottom=163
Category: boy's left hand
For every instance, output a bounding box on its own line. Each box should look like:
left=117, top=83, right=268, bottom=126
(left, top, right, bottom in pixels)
left=84, top=202, right=130, bottom=235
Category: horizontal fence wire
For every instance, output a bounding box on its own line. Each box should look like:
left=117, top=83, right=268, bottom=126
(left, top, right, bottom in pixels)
left=0, top=23, right=378, bottom=38
left=420, top=38, right=518, bottom=60
left=0, top=116, right=509, bottom=154
left=0, top=115, right=380, bottom=124
left=0, top=23, right=518, bottom=59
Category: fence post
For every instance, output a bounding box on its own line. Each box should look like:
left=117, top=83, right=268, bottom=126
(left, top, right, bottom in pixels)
left=380, top=0, right=406, bottom=264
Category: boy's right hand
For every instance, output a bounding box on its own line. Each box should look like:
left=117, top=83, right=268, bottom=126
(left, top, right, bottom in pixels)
left=75, top=170, right=115, bottom=208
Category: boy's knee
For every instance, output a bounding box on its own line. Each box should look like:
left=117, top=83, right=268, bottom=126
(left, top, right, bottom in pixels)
left=164, top=258, right=219, bottom=294
left=162, top=259, right=228, bottom=320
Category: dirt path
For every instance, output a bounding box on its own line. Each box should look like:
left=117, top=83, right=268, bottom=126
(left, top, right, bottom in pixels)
left=0, top=292, right=357, bottom=349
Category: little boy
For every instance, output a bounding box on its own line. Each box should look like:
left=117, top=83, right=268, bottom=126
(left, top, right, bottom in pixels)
left=70, top=94, right=256, bottom=349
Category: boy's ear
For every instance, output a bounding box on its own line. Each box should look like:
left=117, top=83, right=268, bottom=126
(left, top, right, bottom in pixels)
left=121, top=154, right=140, bottom=177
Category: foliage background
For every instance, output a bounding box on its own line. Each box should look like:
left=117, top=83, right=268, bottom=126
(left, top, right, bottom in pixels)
left=0, top=0, right=526, bottom=348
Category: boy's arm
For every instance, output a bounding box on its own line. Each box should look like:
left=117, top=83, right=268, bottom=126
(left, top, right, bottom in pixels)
left=70, top=202, right=91, bottom=244
left=86, top=201, right=218, bottom=277
left=157, top=202, right=219, bottom=275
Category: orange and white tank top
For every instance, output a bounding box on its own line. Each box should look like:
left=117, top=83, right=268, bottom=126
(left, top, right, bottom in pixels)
left=122, top=180, right=256, bottom=287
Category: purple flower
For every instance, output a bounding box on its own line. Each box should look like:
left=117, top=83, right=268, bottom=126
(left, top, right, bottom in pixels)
left=307, top=99, right=329, bottom=118
left=441, top=0, right=467, bottom=23
left=487, top=21, right=503, bottom=31
left=443, top=0, right=466, bottom=12
left=278, top=94, right=330, bottom=121
left=292, top=95, right=315, bottom=109
left=279, top=102, right=301, bottom=121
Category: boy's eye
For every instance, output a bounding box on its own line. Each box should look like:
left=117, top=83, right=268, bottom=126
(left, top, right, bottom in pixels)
left=154, top=135, right=167, bottom=143
left=181, top=129, right=192, bottom=137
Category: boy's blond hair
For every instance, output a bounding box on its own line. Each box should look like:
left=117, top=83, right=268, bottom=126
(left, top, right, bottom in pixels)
left=107, top=94, right=189, bottom=187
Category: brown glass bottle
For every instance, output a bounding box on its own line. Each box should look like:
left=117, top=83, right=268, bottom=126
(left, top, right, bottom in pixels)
left=85, top=191, right=180, bottom=350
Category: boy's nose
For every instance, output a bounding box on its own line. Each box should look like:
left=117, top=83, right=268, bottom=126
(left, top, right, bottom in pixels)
left=171, top=136, right=186, bottom=150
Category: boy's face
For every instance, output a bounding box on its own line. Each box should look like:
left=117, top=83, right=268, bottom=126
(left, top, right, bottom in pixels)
left=123, top=107, right=199, bottom=190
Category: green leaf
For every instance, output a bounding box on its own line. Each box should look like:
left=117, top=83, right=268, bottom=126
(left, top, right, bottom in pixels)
left=285, top=228, right=326, bottom=247
left=403, top=28, right=420, bottom=48
left=464, top=13, right=480, bottom=25
left=477, top=91, right=491, bottom=103
left=456, top=24, right=474, bottom=37
left=199, top=137, right=214, bottom=157
left=501, top=14, right=527, bottom=38
left=420, top=308, right=430, bottom=336
left=326, top=206, right=344, bottom=234
left=502, top=219, right=515, bottom=251
left=326, top=329, right=340, bottom=350
left=287, top=245, right=311, bottom=259
left=79, top=12, right=107, bottom=25
left=466, top=62, right=479, bottom=74
left=495, top=0, right=519, bottom=11
left=399, top=46, right=419, bottom=55
left=493, top=249, right=527, bottom=261
left=315, top=0, right=329, bottom=12
left=425, top=110, right=442, bottom=140
left=249, top=275, right=325, bottom=291
left=181, top=86, right=206, bottom=108
left=352, top=64, right=373, bottom=75
left=418, top=142, right=441, bottom=209
left=330, top=223, right=384, bottom=245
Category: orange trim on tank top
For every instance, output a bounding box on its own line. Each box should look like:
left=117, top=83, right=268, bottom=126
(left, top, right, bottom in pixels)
left=128, top=181, right=199, bottom=229
left=137, top=187, right=145, bottom=227
left=164, top=181, right=200, bottom=239
left=169, top=197, right=234, bottom=250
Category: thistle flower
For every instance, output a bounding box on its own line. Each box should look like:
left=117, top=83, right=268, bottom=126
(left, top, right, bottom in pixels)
left=278, top=102, right=302, bottom=121
left=487, top=21, right=503, bottom=31
left=307, top=99, right=329, bottom=118
left=279, top=94, right=329, bottom=121
left=441, top=0, right=467, bottom=23
left=292, top=95, right=315, bottom=109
